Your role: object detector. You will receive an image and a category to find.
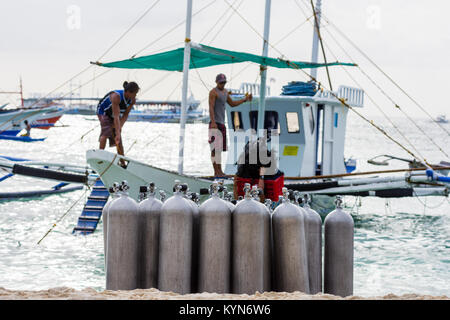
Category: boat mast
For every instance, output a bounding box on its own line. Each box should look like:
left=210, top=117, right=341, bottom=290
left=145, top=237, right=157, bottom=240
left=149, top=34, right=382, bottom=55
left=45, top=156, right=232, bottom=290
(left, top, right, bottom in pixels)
left=178, top=0, right=193, bottom=175
left=310, top=0, right=333, bottom=90
left=256, top=0, right=272, bottom=137
left=19, top=77, right=24, bottom=107
left=310, top=0, right=322, bottom=80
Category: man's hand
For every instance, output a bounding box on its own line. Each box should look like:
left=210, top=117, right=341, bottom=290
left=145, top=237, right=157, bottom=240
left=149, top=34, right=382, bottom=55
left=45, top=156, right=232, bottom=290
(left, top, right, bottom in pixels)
left=210, top=121, right=218, bottom=129
left=246, top=93, right=253, bottom=102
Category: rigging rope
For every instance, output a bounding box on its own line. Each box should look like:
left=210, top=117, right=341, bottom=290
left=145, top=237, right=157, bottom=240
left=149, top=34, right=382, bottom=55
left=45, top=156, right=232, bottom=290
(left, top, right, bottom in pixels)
left=96, top=0, right=162, bottom=62
left=3, top=0, right=161, bottom=133
left=309, top=0, right=333, bottom=91
left=222, top=0, right=428, bottom=165
left=292, top=0, right=431, bottom=162
left=37, top=185, right=91, bottom=245
left=320, top=12, right=450, bottom=137
left=207, top=0, right=245, bottom=45
left=272, top=14, right=313, bottom=47
left=199, top=0, right=240, bottom=44
left=132, top=0, right=217, bottom=59
left=320, top=25, right=449, bottom=159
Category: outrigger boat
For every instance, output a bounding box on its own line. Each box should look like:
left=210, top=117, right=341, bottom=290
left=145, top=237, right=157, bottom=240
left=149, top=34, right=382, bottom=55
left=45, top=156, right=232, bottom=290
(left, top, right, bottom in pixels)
left=0, top=155, right=97, bottom=201
left=81, top=0, right=450, bottom=215
left=0, top=105, right=58, bottom=136
left=0, top=79, right=64, bottom=135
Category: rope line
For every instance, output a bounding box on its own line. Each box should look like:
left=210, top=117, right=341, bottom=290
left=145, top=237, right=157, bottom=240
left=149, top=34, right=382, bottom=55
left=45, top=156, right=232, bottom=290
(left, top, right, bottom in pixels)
left=272, top=14, right=314, bottom=47
left=320, top=12, right=450, bottom=137
left=307, top=17, right=430, bottom=162
left=206, top=0, right=245, bottom=45
left=199, top=0, right=240, bottom=44
left=132, top=0, right=217, bottom=58
left=36, top=185, right=91, bottom=245
left=309, top=0, right=333, bottom=91
left=318, top=17, right=449, bottom=158
left=96, top=0, right=161, bottom=62
left=223, top=0, right=427, bottom=165
left=294, top=0, right=446, bottom=161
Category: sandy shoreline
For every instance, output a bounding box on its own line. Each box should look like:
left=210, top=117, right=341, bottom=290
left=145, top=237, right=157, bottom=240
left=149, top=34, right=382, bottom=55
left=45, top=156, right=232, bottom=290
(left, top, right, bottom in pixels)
left=0, top=287, right=448, bottom=300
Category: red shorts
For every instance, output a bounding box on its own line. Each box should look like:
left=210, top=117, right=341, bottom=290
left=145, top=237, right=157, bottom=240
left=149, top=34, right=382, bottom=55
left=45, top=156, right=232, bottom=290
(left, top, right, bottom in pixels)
left=208, top=122, right=227, bottom=152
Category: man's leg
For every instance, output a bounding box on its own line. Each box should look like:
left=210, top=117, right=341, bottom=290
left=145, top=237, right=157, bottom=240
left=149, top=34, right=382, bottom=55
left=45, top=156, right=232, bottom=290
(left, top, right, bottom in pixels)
left=99, top=136, right=107, bottom=149
left=211, top=149, right=225, bottom=177
left=117, top=140, right=125, bottom=156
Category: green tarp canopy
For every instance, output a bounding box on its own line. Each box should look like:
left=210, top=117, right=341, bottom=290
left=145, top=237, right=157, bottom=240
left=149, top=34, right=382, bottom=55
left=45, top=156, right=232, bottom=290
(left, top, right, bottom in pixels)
left=94, top=43, right=356, bottom=71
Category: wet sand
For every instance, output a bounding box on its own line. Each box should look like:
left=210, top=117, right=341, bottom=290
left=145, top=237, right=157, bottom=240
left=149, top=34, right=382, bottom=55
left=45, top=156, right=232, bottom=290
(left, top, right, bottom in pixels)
left=0, top=287, right=448, bottom=300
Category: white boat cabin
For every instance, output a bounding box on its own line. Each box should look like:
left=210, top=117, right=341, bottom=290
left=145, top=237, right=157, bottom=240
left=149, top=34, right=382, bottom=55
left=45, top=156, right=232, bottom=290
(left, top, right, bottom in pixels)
left=224, top=85, right=364, bottom=177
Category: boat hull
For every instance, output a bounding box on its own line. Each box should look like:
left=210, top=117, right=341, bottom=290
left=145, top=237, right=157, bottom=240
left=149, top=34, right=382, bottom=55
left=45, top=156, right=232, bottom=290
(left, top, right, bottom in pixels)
left=31, top=110, right=64, bottom=129
left=86, top=149, right=215, bottom=201
left=86, top=149, right=337, bottom=214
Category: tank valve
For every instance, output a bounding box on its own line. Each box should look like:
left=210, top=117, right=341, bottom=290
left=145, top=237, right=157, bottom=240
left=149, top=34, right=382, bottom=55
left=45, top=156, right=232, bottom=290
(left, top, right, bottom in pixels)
left=335, top=195, right=343, bottom=209
left=210, top=181, right=219, bottom=196
left=243, top=183, right=252, bottom=199
left=159, top=190, right=166, bottom=202
left=282, top=187, right=289, bottom=202
left=303, top=194, right=310, bottom=208
left=120, top=180, right=130, bottom=193
left=148, top=182, right=156, bottom=195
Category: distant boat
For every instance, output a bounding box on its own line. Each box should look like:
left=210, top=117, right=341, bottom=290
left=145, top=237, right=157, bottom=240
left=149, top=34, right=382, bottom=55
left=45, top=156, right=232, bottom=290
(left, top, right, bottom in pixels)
left=0, top=106, right=58, bottom=136
left=435, top=114, right=448, bottom=123
left=34, top=95, right=208, bottom=123
left=126, top=96, right=207, bottom=123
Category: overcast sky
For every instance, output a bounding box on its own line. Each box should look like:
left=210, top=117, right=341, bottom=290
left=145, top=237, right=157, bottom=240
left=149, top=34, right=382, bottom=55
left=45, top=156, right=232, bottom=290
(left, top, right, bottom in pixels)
left=1, top=0, right=449, bottom=117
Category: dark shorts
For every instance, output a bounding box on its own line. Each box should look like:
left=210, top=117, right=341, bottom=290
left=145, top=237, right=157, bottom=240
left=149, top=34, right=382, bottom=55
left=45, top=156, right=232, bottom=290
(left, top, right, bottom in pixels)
left=98, top=114, right=120, bottom=147
left=208, top=122, right=227, bottom=152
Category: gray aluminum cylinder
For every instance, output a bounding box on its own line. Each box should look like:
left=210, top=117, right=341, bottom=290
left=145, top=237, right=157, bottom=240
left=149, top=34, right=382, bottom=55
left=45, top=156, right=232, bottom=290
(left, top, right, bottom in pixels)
left=232, top=193, right=266, bottom=294
left=250, top=185, right=272, bottom=292
left=103, top=183, right=120, bottom=263
left=303, top=194, right=323, bottom=294
left=253, top=193, right=272, bottom=293
left=198, top=191, right=232, bottom=293
left=186, top=194, right=200, bottom=293
left=106, top=182, right=140, bottom=290
left=272, top=192, right=309, bottom=293
left=224, top=200, right=235, bottom=213
left=158, top=186, right=193, bottom=294
left=138, top=186, right=163, bottom=289
left=324, top=196, right=354, bottom=297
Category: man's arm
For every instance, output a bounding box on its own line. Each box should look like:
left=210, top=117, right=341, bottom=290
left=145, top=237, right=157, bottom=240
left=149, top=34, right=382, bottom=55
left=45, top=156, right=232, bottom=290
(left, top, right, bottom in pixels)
left=227, top=92, right=252, bottom=107
left=209, top=90, right=217, bottom=128
left=120, top=97, right=135, bottom=127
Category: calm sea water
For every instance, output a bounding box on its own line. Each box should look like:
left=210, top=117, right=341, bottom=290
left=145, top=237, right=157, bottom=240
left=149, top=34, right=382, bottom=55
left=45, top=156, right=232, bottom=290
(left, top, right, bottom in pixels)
left=0, top=112, right=449, bottom=297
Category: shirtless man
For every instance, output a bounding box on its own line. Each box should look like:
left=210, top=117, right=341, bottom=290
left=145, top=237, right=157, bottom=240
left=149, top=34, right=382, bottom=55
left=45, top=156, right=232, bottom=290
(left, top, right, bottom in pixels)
left=208, top=73, right=252, bottom=177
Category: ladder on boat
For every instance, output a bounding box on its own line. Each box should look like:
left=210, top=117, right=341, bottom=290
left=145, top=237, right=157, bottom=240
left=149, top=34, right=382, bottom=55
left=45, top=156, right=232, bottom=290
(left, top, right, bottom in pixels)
left=72, top=178, right=109, bottom=235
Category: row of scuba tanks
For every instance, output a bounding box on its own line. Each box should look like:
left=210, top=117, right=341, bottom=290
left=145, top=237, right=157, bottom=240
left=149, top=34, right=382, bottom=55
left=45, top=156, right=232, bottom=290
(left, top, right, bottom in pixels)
left=103, top=180, right=354, bottom=297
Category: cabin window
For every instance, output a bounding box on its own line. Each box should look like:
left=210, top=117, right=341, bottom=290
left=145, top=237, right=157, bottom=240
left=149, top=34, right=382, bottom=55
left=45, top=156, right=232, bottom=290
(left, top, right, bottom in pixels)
left=286, top=112, right=300, bottom=133
left=249, top=111, right=280, bottom=134
left=231, top=111, right=243, bottom=130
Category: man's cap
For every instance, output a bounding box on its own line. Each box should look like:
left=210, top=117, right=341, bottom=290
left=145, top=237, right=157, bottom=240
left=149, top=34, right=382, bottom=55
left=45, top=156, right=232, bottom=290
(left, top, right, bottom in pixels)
left=216, top=73, right=227, bottom=83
